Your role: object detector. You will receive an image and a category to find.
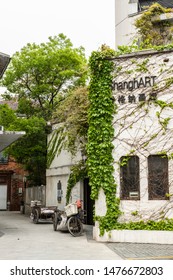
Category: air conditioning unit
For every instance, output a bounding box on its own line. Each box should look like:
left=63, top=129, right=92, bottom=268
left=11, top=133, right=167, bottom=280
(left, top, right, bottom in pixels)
left=129, top=191, right=139, bottom=198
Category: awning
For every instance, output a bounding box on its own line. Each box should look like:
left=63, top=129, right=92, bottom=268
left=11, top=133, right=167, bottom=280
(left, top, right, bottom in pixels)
left=0, top=52, right=11, bottom=79
left=139, top=1, right=173, bottom=10
left=0, top=130, right=25, bottom=152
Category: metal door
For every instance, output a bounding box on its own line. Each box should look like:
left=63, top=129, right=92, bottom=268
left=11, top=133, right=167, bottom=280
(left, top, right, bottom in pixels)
left=0, top=185, right=7, bottom=210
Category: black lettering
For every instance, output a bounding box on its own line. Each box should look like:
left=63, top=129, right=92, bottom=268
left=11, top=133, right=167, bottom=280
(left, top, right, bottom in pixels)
left=118, top=82, right=124, bottom=90
left=151, top=76, right=157, bottom=86
left=138, top=77, right=145, bottom=87
left=128, top=81, right=134, bottom=91
left=145, top=76, right=151, bottom=86
left=54, top=269, right=60, bottom=275
left=45, top=269, right=50, bottom=275
left=35, top=269, right=41, bottom=275
left=112, top=81, right=118, bottom=90
left=133, top=78, right=139, bottom=89
left=112, top=76, right=157, bottom=92
left=10, top=269, right=14, bottom=276
left=65, top=266, right=71, bottom=275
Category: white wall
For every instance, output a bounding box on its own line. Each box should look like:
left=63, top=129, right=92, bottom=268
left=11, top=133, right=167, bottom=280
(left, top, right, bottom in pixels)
left=94, top=49, right=173, bottom=242
left=115, top=0, right=138, bottom=47
left=46, top=124, right=83, bottom=210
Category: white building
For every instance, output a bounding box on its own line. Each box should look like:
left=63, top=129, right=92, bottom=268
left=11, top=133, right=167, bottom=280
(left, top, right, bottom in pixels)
left=94, top=49, right=173, bottom=243
left=46, top=1, right=173, bottom=242
left=46, top=124, right=94, bottom=225
left=115, top=0, right=173, bottom=48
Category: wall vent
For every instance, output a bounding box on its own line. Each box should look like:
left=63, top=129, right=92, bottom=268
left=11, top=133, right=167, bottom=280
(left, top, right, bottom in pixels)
left=129, top=191, right=139, bottom=198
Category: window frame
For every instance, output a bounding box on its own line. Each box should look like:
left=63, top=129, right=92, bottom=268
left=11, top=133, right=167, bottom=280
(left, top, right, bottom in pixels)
left=0, top=152, right=9, bottom=164
left=120, top=155, right=140, bottom=200
left=148, top=154, right=169, bottom=200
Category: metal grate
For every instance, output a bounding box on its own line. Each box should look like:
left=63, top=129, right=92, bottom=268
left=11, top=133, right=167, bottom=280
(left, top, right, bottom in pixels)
left=139, top=0, right=173, bottom=11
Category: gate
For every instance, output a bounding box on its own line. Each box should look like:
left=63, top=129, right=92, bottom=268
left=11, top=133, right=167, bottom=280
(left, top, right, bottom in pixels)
left=0, top=185, right=7, bottom=210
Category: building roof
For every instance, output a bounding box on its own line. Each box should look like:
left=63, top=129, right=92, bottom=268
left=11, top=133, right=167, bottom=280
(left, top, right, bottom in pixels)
left=0, top=100, right=18, bottom=110
left=139, top=0, right=173, bottom=9
left=0, top=52, right=10, bottom=78
left=0, top=130, right=25, bottom=152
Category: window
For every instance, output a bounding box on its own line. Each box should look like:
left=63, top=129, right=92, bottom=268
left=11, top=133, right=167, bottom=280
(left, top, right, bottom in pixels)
left=0, top=152, right=8, bottom=164
left=120, top=156, right=140, bottom=200
left=148, top=155, right=168, bottom=200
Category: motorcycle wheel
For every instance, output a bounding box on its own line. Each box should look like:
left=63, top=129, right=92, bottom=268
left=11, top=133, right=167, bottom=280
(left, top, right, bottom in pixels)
left=33, top=209, right=39, bottom=224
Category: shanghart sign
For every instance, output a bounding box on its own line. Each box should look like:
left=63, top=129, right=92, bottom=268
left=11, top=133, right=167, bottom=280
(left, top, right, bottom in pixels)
left=112, top=76, right=157, bottom=91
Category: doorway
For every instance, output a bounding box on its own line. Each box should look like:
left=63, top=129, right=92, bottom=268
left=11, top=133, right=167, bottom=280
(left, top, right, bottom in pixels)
left=0, top=185, right=7, bottom=210
left=83, top=178, right=94, bottom=225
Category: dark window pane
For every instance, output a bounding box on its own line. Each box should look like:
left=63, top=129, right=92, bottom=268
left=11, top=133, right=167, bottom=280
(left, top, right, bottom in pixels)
left=148, top=155, right=168, bottom=200
left=0, top=152, right=9, bottom=164
left=120, top=156, right=140, bottom=200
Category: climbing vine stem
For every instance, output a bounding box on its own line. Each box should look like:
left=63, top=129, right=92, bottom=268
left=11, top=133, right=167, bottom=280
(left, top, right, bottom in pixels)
left=66, top=160, right=87, bottom=204
left=87, top=47, right=121, bottom=235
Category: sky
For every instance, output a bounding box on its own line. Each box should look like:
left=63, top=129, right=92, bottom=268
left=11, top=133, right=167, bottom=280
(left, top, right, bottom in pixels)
left=0, top=0, right=115, bottom=58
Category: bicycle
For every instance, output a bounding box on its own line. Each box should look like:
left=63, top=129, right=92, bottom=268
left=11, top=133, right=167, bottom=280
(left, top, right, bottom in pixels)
left=53, top=202, right=86, bottom=237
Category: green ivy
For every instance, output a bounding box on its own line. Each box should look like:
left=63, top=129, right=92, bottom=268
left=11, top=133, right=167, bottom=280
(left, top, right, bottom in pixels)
left=112, top=219, right=173, bottom=231
left=87, top=44, right=173, bottom=236
left=66, top=160, right=87, bottom=204
left=87, top=47, right=121, bottom=234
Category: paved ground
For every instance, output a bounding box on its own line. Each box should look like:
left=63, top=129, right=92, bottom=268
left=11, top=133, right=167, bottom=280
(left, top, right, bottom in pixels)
left=0, top=211, right=122, bottom=260
left=106, top=243, right=173, bottom=260
left=1, top=211, right=173, bottom=260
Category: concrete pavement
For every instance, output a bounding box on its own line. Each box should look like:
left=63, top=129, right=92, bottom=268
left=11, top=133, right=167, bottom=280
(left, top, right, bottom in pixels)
left=1, top=211, right=173, bottom=260
left=0, top=211, right=122, bottom=260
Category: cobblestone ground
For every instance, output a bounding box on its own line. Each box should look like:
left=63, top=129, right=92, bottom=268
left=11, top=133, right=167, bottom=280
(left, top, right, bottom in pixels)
left=106, top=242, right=173, bottom=260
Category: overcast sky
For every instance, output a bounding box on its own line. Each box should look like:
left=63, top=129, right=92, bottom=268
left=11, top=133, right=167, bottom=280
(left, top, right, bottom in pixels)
left=1, top=0, right=115, bottom=58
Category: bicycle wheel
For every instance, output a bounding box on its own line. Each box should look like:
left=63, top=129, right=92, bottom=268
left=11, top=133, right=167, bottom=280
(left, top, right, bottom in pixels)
left=33, top=209, right=39, bottom=224
left=79, top=210, right=87, bottom=224
left=53, top=211, right=63, bottom=231
left=67, top=215, right=83, bottom=237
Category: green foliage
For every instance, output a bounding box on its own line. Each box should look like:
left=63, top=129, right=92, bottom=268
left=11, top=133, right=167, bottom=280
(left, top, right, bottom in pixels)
left=114, top=219, right=173, bottom=231
left=47, top=86, right=89, bottom=167
left=135, top=58, right=150, bottom=73
left=116, top=41, right=139, bottom=55
left=66, top=161, right=87, bottom=204
left=135, top=3, right=173, bottom=48
left=0, top=103, right=47, bottom=185
left=88, top=41, right=173, bottom=235
left=1, top=33, right=88, bottom=121
left=131, top=211, right=138, bottom=216
left=87, top=46, right=121, bottom=233
left=0, top=104, right=16, bottom=128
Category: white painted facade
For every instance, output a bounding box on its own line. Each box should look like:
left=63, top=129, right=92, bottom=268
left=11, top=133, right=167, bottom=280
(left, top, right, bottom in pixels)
left=115, top=0, right=139, bottom=48
left=94, top=49, right=173, bottom=243
left=46, top=124, right=83, bottom=210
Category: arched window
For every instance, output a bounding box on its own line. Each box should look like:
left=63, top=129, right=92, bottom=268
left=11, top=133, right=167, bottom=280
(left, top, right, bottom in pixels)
left=120, top=155, right=140, bottom=200
left=148, top=155, right=169, bottom=200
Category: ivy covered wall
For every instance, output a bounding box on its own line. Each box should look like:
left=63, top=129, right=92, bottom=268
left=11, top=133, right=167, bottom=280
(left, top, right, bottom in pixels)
left=88, top=47, right=173, bottom=236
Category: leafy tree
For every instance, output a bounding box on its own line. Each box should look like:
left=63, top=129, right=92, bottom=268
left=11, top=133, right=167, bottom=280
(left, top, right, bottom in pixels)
left=1, top=33, right=88, bottom=121
left=0, top=103, right=16, bottom=128
left=0, top=104, right=47, bottom=185
left=0, top=34, right=88, bottom=185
